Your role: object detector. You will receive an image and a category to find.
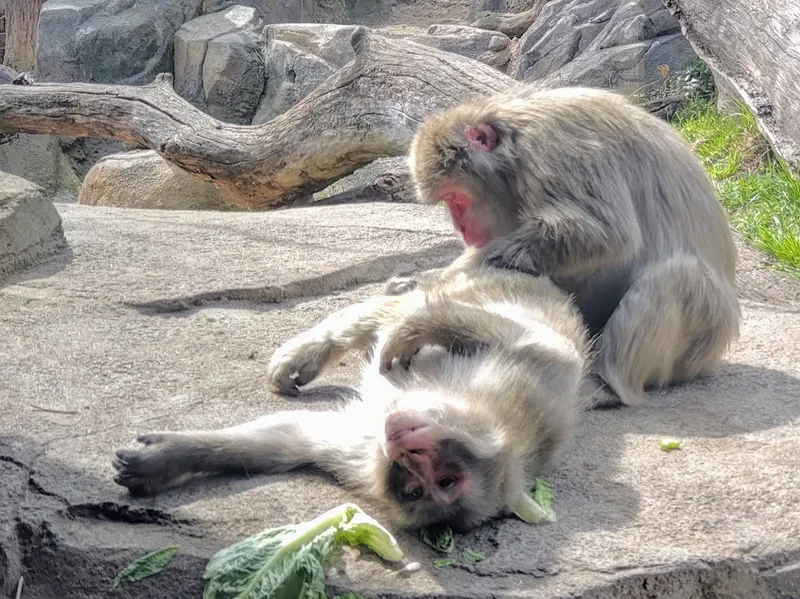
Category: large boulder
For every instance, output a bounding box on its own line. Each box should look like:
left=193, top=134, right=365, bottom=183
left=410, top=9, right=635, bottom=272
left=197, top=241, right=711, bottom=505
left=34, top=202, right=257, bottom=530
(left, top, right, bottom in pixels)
left=0, top=172, right=66, bottom=284
left=378, top=24, right=513, bottom=71
left=252, top=21, right=513, bottom=126
left=664, top=0, right=800, bottom=171
left=78, top=150, right=238, bottom=211
left=0, top=134, right=81, bottom=200
left=199, top=0, right=471, bottom=27
left=252, top=24, right=359, bottom=125
left=507, top=0, right=697, bottom=89
left=174, top=5, right=265, bottom=124
left=37, top=0, right=202, bottom=84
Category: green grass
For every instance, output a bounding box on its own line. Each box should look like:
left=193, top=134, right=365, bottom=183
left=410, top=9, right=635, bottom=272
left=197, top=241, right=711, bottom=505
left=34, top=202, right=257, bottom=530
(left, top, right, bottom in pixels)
left=672, top=100, right=800, bottom=274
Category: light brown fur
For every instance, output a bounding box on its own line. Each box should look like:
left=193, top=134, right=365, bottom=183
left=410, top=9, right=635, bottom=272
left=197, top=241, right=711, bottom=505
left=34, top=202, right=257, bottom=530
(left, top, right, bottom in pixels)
left=387, top=85, right=741, bottom=407
left=113, top=266, right=590, bottom=531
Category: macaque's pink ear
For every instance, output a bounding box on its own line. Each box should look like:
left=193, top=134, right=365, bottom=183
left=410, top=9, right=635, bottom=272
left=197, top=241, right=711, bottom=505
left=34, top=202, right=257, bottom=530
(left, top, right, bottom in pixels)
left=464, top=123, right=498, bottom=152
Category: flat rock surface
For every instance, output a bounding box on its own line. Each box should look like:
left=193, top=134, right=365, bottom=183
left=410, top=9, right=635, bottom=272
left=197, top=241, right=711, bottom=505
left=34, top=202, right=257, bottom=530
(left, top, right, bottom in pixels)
left=1, top=202, right=800, bottom=599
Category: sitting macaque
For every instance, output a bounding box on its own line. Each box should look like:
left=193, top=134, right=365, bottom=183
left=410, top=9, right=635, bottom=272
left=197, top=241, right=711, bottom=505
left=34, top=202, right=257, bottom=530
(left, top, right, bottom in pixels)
left=386, top=85, right=741, bottom=407
left=113, top=265, right=589, bottom=531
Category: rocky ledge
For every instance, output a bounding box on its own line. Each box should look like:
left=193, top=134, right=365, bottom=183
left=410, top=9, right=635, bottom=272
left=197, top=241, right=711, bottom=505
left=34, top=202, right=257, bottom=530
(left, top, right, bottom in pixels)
left=1, top=201, right=799, bottom=598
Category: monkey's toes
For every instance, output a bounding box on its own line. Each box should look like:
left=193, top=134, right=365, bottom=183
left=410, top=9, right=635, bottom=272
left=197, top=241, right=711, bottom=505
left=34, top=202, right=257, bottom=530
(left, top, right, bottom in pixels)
left=112, top=445, right=175, bottom=492
left=267, top=356, right=322, bottom=396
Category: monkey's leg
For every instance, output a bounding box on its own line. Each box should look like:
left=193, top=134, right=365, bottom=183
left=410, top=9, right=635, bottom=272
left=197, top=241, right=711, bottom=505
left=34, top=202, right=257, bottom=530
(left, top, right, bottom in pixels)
left=594, top=257, right=740, bottom=406
left=268, top=294, right=421, bottom=395
left=113, top=410, right=367, bottom=494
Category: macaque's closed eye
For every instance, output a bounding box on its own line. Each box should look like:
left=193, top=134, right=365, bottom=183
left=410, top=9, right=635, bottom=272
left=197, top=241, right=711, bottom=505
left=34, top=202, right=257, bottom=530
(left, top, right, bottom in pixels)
left=465, top=123, right=498, bottom=152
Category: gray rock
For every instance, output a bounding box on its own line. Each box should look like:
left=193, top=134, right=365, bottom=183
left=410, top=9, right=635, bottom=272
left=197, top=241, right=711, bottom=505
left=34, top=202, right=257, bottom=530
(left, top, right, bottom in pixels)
left=78, top=150, right=237, bottom=210
left=37, top=0, right=203, bottom=85
left=312, top=156, right=414, bottom=204
left=199, top=0, right=469, bottom=27
left=470, top=0, right=541, bottom=17
left=174, top=5, right=265, bottom=124
left=0, top=135, right=81, bottom=200
left=200, top=0, right=350, bottom=23
left=267, top=23, right=361, bottom=67
left=252, top=24, right=358, bottom=125
left=407, top=24, right=513, bottom=71
left=58, top=137, right=138, bottom=181
left=511, top=0, right=696, bottom=88
left=0, top=172, right=66, bottom=284
left=0, top=65, right=15, bottom=84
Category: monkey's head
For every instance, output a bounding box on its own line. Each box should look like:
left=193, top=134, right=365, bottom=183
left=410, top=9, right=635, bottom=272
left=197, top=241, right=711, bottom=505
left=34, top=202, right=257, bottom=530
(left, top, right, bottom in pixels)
left=374, top=401, right=523, bottom=531
left=408, top=103, right=523, bottom=248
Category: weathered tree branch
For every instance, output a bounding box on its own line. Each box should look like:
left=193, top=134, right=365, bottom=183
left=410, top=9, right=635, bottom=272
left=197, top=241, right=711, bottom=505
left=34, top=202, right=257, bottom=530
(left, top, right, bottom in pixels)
left=662, top=0, right=800, bottom=172
left=0, top=29, right=514, bottom=209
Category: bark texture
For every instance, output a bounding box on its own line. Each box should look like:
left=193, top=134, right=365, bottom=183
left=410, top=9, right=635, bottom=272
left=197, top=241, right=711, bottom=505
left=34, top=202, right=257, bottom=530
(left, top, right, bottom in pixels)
left=0, top=29, right=513, bottom=209
left=3, top=0, right=43, bottom=71
left=663, top=0, right=800, bottom=171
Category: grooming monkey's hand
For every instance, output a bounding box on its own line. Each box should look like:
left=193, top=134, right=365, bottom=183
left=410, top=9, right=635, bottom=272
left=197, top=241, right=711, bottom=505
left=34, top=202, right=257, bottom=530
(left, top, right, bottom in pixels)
left=481, top=236, right=543, bottom=277
left=267, top=338, right=329, bottom=396
left=384, top=275, right=420, bottom=296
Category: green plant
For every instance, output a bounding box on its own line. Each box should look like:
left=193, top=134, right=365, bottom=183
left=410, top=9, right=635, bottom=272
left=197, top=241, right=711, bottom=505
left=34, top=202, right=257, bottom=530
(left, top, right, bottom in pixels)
left=673, top=101, right=800, bottom=274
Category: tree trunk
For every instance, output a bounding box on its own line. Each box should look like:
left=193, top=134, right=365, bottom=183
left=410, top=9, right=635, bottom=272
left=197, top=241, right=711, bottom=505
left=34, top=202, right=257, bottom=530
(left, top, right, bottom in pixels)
left=0, top=30, right=515, bottom=209
left=662, top=0, right=800, bottom=172
left=3, top=0, right=44, bottom=71
left=0, top=1, right=6, bottom=64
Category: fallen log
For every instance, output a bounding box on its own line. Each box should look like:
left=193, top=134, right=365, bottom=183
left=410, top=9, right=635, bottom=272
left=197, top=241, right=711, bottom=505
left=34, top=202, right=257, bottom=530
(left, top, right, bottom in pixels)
left=0, top=28, right=514, bottom=209
left=663, top=0, right=800, bottom=172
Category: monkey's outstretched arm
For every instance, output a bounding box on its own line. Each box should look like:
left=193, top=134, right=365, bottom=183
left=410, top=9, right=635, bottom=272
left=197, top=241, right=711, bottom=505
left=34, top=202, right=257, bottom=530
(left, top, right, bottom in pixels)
left=268, top=294, right=422, bottom=395
left=481, top=200, right=642, bottom=280
left=113, top=410, right=372, bottom=494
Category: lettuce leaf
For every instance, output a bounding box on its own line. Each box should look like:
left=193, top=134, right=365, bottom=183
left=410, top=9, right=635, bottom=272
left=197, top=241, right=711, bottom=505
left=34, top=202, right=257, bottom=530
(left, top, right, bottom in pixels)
left=203, top=503, right=403, bottom=599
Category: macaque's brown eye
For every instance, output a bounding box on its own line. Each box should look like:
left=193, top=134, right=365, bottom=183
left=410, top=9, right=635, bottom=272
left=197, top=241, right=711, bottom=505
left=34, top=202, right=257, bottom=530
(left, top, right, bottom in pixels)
left=405, top=487, right=424, bottom=501
left=438, top=476, right=457, bottom=490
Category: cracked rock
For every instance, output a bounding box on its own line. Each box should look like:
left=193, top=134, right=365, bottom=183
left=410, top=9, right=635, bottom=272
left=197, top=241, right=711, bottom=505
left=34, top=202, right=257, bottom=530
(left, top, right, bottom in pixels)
left=510, top=0, right=697, bottom=88
left=36, top=0, right=202, bottom=85
left=174, top=5, right=266, bottom=124
left=0, top=172, right=66, bottom=285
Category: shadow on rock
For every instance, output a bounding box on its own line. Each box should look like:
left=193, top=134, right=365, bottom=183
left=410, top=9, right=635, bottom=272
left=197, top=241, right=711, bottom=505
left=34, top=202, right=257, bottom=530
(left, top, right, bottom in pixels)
left=0, top=240, right=74, bottom=292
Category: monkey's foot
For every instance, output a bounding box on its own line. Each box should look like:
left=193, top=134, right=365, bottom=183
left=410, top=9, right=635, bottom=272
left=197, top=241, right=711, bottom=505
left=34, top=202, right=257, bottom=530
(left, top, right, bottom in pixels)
left=266, top=341, right=328, bottom=396
left=581, top=374, right=624, bottom=411
left=384, top=276, right=419, bottom=296
left=112, top=433, right=194, bottom=494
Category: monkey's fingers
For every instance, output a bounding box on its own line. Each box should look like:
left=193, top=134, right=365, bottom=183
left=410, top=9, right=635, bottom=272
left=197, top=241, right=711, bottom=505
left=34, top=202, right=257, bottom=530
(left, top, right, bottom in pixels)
left=384, top=276, right=419, bottom=296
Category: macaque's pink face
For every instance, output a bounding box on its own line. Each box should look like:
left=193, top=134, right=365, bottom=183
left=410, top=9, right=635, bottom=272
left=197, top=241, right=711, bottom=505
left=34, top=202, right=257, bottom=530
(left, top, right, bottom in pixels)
left=432, top=123, right=504, bottom=248
left=383, top=411, right=469, bottom=508
left=437, top=185, right=491, bottom=248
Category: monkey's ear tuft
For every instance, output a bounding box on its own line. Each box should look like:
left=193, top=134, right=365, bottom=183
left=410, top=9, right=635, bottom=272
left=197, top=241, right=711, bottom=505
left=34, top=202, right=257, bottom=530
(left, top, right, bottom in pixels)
left=464, top=123, right=498, bottom=152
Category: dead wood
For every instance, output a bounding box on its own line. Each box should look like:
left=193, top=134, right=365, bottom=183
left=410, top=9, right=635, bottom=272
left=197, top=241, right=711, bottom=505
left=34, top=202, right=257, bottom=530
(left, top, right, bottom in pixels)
left=663, top=0, right=800, bottom=171
left=0, top=29, right=514, bottom=209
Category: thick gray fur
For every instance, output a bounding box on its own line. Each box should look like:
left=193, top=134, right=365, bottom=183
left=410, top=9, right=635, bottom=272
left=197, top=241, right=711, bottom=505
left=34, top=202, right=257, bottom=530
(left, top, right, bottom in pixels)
left=389, top=86, right=741, bottom=407
left=113, top=265, right=590, bottom=531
